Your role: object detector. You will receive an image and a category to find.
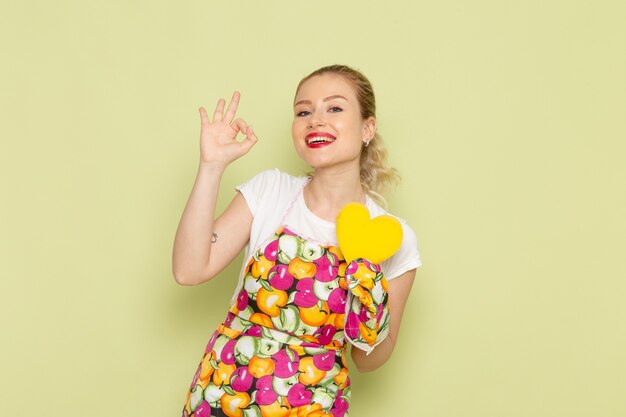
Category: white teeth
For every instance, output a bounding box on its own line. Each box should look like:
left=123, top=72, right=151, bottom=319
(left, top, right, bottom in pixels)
left=306, top=136, right=335, bottom=145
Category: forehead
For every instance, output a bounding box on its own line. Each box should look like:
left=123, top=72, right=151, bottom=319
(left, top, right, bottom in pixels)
left=294, top=73, right=357, bottom=103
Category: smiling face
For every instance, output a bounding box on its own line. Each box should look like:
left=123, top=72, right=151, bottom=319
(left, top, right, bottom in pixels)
left=292, top=73, right=375, bottom=171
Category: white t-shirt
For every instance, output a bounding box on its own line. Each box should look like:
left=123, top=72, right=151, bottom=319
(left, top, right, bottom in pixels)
left=230, top=169, right=422, bottom=302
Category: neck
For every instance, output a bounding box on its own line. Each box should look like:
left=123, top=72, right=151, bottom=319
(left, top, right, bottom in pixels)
left=304, top=165, right=366, bottom=222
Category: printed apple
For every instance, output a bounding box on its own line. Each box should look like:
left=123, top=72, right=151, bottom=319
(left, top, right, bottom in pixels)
left=371, top=281, right=385, bottom=305
left=272, top=348, right=300, bottom=378
left=237, top=305, right=254, bottom=321
left=344, top=312, right=361, bottom=340
left=313, top=324, right=337, bottom=346
left=220, top=392, right=251, bottom=417
left=234, top=336, right=259, bottom=365
left=236, top=289, right=249, bottom=311
left=244, top=274, right=262, bottom=297
left=298, top=356, right=326, bottom=386
left=189, top=384, right=204, bottom=412
left=242, top=405, right=262, bottom=417
left=270, top=305, right=300, bottom=333
left=278, top=234, right=302, bottom=262
left=248, top=355, right=276, bottom=378
left=327, top=287, right=347, bottom=314
left=318, top=363, right=342, bottom=387
left=294, top=318, right=318, bottom=338
left=256, top=287, right=288, bottom=317
left=312, top=351, right=335, bottom=371
left=212, top=361, right=237, bottom=385
left=220, top=339, right=238, bottom=365
left=330, top=393, right=349, bottom=417
left=228, top=315, right=251, bottom=333
left=271, top=373, right=299, bottom=396
left=230, top=366, right=253, bottom=392
left=257, top=337, right=281, bottom=357
left=311, top=387, right=335, bottom=409
left=263, top=238, right=279, bottom=261
left=203, top=382, right=225, bottom=406
left=267, top=264, right=294, bottom=290
left=294, top=278, right=317, bottom=308
left=254, top=375, right=278, bottom=405
left=194, top=400, right=212, bottom=417
left=300, top=240, right=323, bottom=262
left=287, top=383, right=313, bottom=407
left=313, top=279, right=339, bottom=301
left=212, top=334, right=231, bottom=358
left=313, top=252, right=339, bottom=282
left=259, top=400, right=291, bottom=417
left=242, top=324, right=262, bottom=337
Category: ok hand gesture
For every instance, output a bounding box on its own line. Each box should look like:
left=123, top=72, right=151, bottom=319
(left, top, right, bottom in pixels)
left=198, top=91, right=258, bottom=169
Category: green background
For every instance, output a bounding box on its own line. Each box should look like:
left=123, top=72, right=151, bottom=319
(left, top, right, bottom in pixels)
left=1, top=1, right=625, bottom=416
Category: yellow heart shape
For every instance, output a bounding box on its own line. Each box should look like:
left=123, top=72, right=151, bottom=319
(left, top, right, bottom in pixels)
left=336, top=202, right=403, bottom=264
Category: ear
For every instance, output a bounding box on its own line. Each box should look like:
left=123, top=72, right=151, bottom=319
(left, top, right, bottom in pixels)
left=362, top=116, right=377, bottom=143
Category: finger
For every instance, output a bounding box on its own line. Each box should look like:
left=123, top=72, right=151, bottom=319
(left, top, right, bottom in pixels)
left=231, top=118, right=249, bottom=135
left=199, top=107, right=210, bottom=125
left=223, top=91, right=240, bottom=124
left=239, top=125, right=258, bottom=152
left=213, top=98, right=225, bottom=122
left=246, top=125, right=258, bottom=142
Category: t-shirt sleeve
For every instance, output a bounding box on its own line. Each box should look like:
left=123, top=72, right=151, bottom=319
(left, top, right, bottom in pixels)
left=234, top=168, right=281, bottom=216
left=381, top=220, right=422, bottom=281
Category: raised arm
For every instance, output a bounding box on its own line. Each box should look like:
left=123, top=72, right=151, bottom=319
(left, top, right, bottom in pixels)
left=172, top=92, right=258, bottom=286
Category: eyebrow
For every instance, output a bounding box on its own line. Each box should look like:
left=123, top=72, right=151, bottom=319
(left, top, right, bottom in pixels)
left=294, top=95, right=348, bottom=107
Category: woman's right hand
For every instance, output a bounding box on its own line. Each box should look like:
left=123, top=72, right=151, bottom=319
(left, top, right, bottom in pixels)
left=198, top=91, right=258, bottom=169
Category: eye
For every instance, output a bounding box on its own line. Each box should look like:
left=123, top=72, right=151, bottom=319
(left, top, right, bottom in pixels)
left=329, top=106, right=343, bottom=113
left=296, top=110, right=311, bottom=117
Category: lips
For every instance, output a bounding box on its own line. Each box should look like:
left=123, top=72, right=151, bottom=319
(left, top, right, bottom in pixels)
left=305, top=132, right=336, bottom=148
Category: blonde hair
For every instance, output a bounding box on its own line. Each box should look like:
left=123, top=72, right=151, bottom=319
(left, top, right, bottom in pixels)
left=296, top=64, right=400, bottom=207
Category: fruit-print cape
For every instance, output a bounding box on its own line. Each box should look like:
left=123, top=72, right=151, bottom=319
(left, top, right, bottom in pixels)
left=182, top=205, right=392, bottom=417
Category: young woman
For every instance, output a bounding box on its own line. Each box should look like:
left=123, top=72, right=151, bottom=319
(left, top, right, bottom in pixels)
left=173, top=65, right=421, bottom=417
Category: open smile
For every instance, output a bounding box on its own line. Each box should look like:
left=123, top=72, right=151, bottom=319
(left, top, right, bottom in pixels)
left=306, top=132, right=336, bottom=148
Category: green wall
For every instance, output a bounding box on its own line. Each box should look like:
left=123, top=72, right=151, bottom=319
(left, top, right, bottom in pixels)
left=1, top=1, right=625, bottom=416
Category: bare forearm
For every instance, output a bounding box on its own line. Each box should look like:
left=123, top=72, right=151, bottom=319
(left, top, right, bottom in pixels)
left=350, top=333, right=396, bottom=372
left=172, top=162, right=225, bottom=285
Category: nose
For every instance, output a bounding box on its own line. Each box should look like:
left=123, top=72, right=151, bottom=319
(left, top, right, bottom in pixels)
left=307, top=108, right=325, bottom=128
